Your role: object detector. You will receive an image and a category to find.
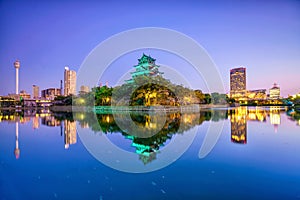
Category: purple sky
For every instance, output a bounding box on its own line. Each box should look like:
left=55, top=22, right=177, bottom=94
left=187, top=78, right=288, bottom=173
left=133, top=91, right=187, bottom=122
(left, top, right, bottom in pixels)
left=0, top=0, right=299, bottom=97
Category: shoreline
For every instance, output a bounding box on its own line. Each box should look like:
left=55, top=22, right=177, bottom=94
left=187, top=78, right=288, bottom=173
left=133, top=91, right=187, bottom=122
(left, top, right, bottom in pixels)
left=1, top=104, right=295, bottom=113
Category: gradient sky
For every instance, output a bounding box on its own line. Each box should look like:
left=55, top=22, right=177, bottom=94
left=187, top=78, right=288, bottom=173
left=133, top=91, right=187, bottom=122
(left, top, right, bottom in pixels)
left=0, top=0, right=299, bottom=97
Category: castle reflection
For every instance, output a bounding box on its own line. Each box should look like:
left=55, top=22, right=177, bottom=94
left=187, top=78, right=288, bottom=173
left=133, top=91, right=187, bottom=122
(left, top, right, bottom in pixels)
left=0, top=106, right=296, bottom=162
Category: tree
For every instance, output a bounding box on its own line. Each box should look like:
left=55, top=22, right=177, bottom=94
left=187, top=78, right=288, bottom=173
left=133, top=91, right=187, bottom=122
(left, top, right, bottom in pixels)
left=211, top=92, right=227, bottom=104
left=204, top=93, right=212, bottom=104
left=194, top=90, right=206, bottom=104
left=94, top=86, right=113, bottom=106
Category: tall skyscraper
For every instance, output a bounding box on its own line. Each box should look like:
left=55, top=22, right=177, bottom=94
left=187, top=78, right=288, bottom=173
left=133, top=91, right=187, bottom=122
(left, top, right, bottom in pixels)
left=230, top=67, right=246, bottom=99
left=64, top=67, right=76, bottom=96
left=14, top=60, right=20, bottom=95
left=32, top=85, right=39, bottom=99
left=60, top=80, right=63, bottom=95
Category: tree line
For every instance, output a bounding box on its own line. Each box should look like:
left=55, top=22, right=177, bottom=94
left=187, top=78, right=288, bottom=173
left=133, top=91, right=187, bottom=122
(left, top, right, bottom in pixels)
left=56, top=75, right=231, bottom=106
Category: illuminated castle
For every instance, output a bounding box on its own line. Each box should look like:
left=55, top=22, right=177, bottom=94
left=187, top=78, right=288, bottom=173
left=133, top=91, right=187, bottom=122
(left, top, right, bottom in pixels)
left=126, top=54, right=163, bottom=84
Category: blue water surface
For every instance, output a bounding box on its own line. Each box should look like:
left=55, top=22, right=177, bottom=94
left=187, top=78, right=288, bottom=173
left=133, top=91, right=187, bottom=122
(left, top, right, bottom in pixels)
left=0, top=109, right=300, bottom=200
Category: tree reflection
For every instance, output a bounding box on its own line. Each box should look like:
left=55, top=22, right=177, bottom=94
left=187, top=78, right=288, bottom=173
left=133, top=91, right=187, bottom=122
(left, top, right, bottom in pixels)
left=72, top=110, right=221, bottom=164
left=1, top=106, right=299, bottom=162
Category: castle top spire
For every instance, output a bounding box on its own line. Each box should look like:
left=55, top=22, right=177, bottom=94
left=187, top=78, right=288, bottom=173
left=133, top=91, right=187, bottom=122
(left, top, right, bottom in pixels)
left=138, top=54, right=156, bottom=64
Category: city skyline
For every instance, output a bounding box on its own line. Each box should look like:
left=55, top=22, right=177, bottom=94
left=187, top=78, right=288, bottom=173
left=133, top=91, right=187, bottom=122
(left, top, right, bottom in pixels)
left=0, top=1, right=299, bottom=97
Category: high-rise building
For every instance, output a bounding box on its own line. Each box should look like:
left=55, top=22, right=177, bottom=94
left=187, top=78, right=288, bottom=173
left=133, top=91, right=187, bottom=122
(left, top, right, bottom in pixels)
left=32, top=85, right=39, bottom=99
left=269, top=83, right=280, bottom=99
left=230, top=67, right=246, bottom=100
left=64, top=67, right=76, bottom=96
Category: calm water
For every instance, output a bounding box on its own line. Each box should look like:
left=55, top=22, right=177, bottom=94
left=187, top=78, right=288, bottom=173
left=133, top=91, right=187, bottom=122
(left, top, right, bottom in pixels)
left=0, top=107, right=300, bottom=200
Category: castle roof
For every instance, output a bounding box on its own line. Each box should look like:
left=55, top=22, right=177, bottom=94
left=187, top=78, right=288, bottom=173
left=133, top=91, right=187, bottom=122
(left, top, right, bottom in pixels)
left=138, top=54, right=156, bottom=64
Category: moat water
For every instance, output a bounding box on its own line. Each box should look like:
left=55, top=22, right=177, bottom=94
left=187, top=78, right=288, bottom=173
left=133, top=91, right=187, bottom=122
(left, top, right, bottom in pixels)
left=0, top=106, right=299, bottom=199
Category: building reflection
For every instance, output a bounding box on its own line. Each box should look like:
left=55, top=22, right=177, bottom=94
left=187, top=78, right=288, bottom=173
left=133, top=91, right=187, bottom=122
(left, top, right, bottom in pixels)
left=32, top=115, right=40, bottom=129
left=269, top=106, right=281, bottom=133
left=41, top=115, right=61, bottom=127
left=228, top=106, right=284, bottom=144
left=229, top=107, right=247, bottom=144
left=247, top=107, right=267, bottom=122
left=1, top=106, right=297, bottom=160
left=64, top=120, right=77, bottom=149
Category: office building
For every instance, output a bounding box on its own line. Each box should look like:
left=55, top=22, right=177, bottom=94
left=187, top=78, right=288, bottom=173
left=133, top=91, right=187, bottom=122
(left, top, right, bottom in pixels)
left=247, top=89, right=267, bottom=100
left=41, top=88, right=61, bottom=100
left=19, top=90, right=31, bottom=99
left=269, top=83, right=280, bottom=99
left=32, top=85, right=39, bottom=99
left=230, top=67, right=246, bottom=100
left=64, top=67, right=76, bottom=96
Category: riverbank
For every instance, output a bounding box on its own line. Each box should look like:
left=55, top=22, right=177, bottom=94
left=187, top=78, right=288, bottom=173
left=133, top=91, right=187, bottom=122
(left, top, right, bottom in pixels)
left=49, top=104, right=229, bottom=113
left=2, top=104, right=297, bottom=113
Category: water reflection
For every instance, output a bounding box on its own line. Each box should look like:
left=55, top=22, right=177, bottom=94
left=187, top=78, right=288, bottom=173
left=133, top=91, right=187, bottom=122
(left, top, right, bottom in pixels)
left=41, top=115, right=61, bottom=127
left=270, top=106, right=281, bottom=132
left=14, top=121, right=20, bottom=159
left=229, top=107, right=247, bottom=144
left=64, top=120, right=77, bottom=149
left=228, top=106, right=286, bottom=144
left=1, top=106, right=299, bottom=163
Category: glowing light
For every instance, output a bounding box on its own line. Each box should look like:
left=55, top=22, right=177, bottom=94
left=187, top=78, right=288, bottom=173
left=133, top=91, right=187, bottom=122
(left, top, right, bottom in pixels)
left=106, top=116, right=110, bottom=123
left=80, top=114, right=85, bottom=120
